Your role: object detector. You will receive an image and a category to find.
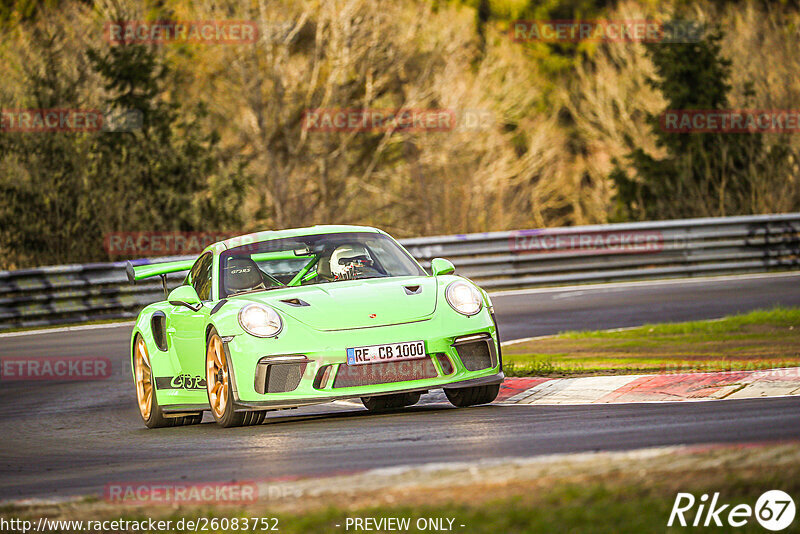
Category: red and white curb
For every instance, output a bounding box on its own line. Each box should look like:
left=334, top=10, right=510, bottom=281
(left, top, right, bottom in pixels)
left=495, top=368, right=800, bottom=405
left=337, top=368, right=800, bottom=408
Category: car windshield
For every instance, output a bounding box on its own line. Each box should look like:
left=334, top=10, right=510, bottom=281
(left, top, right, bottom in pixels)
left=219, top=232, right=425, bottom=297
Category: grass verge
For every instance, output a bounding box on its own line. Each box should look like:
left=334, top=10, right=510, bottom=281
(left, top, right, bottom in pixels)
left=503, top=307, right=800, bottom=377
left=3, top=443, right=799, bottom=533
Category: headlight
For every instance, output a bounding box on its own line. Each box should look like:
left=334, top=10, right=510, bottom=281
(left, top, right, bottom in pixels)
left=238, top=303, right=283, bottom=337
left=445, top=281, right=483, bottom=316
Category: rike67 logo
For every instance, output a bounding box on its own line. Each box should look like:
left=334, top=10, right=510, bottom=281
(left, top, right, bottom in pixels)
left=669, top=490, right=796, bottom=531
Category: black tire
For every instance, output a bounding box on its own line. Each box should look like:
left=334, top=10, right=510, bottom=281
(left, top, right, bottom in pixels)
left=444, top=384, right=500, bottom=407
left=361, top=391, right=421, bottom=412
left=133, top=334, right=203, bottom=429
left=213, top=407, right=267, bottom=428
left=206, top=327, right=267, bottom=428
left=140, top=382, right=171, bottom=429
left=152, top=411, right=205, bottom=428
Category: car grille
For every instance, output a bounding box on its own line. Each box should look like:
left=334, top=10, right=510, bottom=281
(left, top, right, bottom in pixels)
left=332, top=356, right=438, bottom=388
left=454, top=338, right=495, bottom=371
left=254, top=359, right=306, bottom=394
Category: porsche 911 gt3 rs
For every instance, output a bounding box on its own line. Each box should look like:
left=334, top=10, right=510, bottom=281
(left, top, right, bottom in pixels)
left=127, top=225, right=503, bottom=428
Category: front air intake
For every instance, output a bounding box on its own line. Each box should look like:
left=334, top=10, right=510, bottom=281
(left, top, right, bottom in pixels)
left=453, top=335, right=496, bottom=371
left=254, top=356, right=307, bottom=394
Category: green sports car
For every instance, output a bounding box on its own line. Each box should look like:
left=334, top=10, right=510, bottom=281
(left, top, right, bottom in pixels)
left=127, top=225, right=504, bottom=428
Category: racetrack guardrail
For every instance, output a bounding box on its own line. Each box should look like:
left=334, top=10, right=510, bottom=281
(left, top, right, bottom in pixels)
left=1, top=213, right=798, bottom=330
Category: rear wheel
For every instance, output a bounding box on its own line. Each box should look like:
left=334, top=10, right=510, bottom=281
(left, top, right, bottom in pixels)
left=133, top=334, right=202, bottom=428
left=361, top=392, right=421, bottom=412
left=444, top=384, right=500, bottom=407
left=206, top=328, right=267, bottom=427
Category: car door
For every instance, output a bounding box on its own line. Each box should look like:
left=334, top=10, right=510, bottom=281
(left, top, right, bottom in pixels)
left=167, top=252, right=214, bottom=390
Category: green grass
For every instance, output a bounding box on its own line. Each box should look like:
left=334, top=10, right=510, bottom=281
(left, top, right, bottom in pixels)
left=10, top=454, right=798, bottom=534
left=145, top=490, right=676, bottom=533
left=558, top=307, right=800, bottom=339
left=504, top=307, right=800, bottom=377
left=6, top=442, right=800, bottom=533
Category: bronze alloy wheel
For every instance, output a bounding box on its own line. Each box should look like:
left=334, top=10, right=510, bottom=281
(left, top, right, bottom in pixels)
left=206, top=332, right=228, bottom=420
left=205, top=328, right=267, bottom=427
left=134, top=337, right=153, bottom=420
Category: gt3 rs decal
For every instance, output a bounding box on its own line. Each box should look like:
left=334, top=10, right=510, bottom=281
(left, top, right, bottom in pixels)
left=155, top=374, right=207, bottom=390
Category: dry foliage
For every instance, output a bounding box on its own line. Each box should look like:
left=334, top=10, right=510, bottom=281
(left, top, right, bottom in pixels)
left=1, top=0, right=799, bottom=268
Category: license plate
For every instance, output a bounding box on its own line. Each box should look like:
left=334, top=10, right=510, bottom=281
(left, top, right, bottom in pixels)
left=346, top=340, right=426, bottom=366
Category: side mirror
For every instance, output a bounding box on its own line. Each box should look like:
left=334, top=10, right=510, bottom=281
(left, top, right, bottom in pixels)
left=430, top=258, right=455, bottom=276
left=168, top=285, right=202, bottom=311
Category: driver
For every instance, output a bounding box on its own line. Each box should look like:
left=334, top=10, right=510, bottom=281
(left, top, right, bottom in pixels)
left=329, top=244, right=376, bottom=281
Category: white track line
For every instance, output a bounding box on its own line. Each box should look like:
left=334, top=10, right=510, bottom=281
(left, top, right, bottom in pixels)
left=500, top=318, right=730, bottom=346
left=501, top=324, right=645, bottom=346
left=494, top=395, right=800, bottom=406
left=500, top=317, right=725, bottom=347
left=489, top=271, right=800, bottom=298
left=0, top=321, right=135, bottom=339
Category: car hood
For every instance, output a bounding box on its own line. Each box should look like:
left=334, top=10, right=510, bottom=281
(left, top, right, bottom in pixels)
left=235, top=276, right=438, bottom=331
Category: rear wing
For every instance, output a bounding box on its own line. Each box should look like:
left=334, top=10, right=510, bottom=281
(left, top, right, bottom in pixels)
left=125, top=259, right=195, bottom=284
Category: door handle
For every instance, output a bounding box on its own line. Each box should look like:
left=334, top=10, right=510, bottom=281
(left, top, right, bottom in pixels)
left=166, top=327, right=177, bottom=334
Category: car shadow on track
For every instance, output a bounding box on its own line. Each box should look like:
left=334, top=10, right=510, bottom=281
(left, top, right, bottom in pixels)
left=174, top=403, right=506, bottom=432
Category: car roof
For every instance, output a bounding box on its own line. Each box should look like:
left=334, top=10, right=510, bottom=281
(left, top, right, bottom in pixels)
left=210, top=225, right=385, bottom=253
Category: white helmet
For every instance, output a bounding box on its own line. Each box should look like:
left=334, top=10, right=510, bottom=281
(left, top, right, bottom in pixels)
left=330, top=244, right=373, bottom=280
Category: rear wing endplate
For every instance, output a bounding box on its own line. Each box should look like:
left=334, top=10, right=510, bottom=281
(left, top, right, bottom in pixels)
left=125, top=259, right=195, bottom=284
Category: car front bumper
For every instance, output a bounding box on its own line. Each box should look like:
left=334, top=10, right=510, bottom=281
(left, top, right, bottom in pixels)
left=234, top=371, right=505, bottom=410
left=222, top=310, right=503, bottom=410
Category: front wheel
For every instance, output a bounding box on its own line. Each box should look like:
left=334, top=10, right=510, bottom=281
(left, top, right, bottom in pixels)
left=444, top=384, right=500, bottom=407
left=361, top=392, right=421, bottom=412
left=206, top=328, right=266, bottom=427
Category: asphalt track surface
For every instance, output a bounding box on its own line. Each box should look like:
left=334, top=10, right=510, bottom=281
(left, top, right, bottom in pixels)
left=2, top=273, right=800, bottom=501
